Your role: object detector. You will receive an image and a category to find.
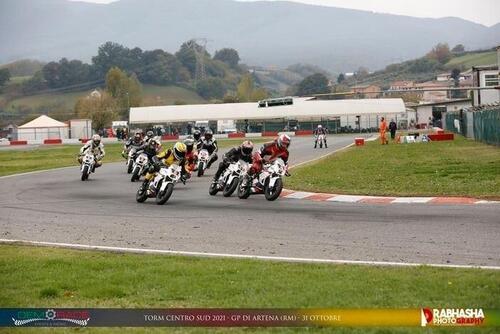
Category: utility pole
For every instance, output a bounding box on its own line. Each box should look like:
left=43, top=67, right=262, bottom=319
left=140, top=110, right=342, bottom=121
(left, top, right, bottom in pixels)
left=188, top=38, right=210, bottom=82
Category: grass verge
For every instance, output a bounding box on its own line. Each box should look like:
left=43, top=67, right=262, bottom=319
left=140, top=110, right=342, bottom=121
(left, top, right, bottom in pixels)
left=0, top=244, right=499, bottom=333
left=0, top=139, right=267, bottom=177
left=287, top=136, right=500, bottom=199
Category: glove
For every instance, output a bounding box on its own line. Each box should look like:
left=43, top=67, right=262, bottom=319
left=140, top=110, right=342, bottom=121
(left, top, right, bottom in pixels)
left=285, top=165, right=291, bottom=177
left=180, top=175, right=187, bottom=185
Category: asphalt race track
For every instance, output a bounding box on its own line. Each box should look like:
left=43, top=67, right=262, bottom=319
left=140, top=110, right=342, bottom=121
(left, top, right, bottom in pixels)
left=1, top=135, right=499, bottom=267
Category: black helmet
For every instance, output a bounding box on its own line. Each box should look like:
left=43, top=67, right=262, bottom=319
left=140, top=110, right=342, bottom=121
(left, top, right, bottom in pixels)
left=133, top=132, right=142, bottom=143
left=146, top=130, right=154, bottom=138
left=204, top=129, right=213, bottom=141
left=241, top=140, right=254, bottom=156
left=193, top=130, right=201, bottom=141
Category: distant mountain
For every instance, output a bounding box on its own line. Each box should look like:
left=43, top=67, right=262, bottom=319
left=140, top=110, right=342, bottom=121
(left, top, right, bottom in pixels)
left=1, top=0, right=499, bottom=72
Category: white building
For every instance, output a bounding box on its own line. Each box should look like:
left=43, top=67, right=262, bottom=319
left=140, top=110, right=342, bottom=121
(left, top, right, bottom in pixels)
left=414, top=99, right=472, bottom=126
left=17, top=115, right=69, bottom=141
left=472, top=65, right=499, bottom=106
left=129, top=97, right=406, bottom=131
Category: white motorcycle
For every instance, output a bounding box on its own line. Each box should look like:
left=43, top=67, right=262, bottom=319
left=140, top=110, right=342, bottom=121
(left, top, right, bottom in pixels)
left=238, top=158, right=287, bottom=201
left=136, top=164, right=182, bottom=205
left=126, top=148, right=141, bottom=174
left=209, top=160, right=248, bottom=197
left=314, top=134, right=327, bottom=148
left=80, top=152, right=95, bottom=181
left=130, top=152, right=149, bottom=182
left=197, top=149, right=210, bottom=177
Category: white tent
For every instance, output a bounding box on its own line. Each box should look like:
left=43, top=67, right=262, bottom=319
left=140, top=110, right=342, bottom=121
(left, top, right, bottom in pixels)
left=130, top=98, right=406, bottom=124
left=17, top=115, right=69, bottom=141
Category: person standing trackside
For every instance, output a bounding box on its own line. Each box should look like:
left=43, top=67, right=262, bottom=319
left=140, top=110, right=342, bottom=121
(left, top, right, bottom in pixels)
left=389, top=119, right=397, bottom=141
left=379, top=117, right=388, bottom=145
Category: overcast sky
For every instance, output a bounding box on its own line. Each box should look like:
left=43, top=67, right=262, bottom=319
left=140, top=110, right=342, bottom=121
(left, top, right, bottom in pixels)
left=69, top=0, right=500, bottom=26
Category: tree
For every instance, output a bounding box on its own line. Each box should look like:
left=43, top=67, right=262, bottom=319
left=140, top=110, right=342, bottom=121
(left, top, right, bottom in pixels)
left=195, top=78, right=225, bottom=99
left=237, top=74, right=255, bottom=102
left=0, top=68, right=11, bottom=87
left=105, top=67, right=142, bottom=117
left=450, top=68, right=462, bottom=98
left=139, top=50, right=187, bottom=85
left=214, top=48, right=240, bottom=68
left=451, top=44, right=465, bottom=54
left=427, top=43, right=452, bottom=64
left=337, top=73, right=345, bottom=84
left=296, top=73, right=330, bottom=96
left=175, top=40, right=210, bottom=78
left=92, top=42, right=132, bottom=77
left=75, top=91, right=119, bottom=131
left=22, top=71, right=47, bottom=93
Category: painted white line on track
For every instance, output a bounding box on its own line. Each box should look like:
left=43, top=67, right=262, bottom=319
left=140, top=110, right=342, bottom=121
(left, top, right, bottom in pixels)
left=391, top=197, right=434, bottom=204
left=1, top=239, right=499, bottom=270
left=284, top=192, right=314, bottom=199
left=327, top=195, right=369, bottom=203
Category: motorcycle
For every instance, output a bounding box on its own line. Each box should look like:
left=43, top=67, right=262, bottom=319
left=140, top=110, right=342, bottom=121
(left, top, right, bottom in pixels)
left=197, top=149, right=210, bottom=177
left=314, top=134, right=327, bottom=148
left=136, top=164, right=182, bottom=205
left=80, top=152, right=95, bottom=181
left=237, top=158, right=287, bottom=201
left=125, top=148, right=141, bottom=174
left=209, top=160, right=248, bottom=197
left=130, top=152, right=149, bottom=182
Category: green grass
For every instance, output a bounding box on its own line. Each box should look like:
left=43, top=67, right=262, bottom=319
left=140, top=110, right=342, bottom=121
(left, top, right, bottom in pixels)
left=0, top=139, right=267, bottom=177
left=0, top=244, right=499, bottom=334
left=445, top=51, right=497, bottom=69
left=287, top=136, right=500, bottom=199
left=142, top=84, right=205, bottom=105
left=5, top=90, right=91, bottom=113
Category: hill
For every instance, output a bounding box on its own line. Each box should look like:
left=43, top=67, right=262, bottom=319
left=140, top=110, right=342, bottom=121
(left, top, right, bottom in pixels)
left=445, top=51, right=498, bottom=69
left=1, top=0, right=498, bottom=72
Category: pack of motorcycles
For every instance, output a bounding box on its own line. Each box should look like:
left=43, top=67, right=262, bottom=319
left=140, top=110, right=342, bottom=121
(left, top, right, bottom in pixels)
left=81, top=140, right=288, bottom=205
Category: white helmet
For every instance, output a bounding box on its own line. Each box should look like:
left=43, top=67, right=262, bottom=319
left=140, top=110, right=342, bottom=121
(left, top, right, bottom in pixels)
left=92, top=134, right=101, bottom=146
left=317, top=125, right=323, bottom=129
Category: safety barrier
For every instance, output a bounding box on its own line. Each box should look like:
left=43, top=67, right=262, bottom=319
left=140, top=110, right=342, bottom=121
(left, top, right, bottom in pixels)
left=445, top=106, right=500, bottom=146
left=228, top=133, right=245, bottom=138
left=43, top=139, right=62, bottom=145
left=9, top=140, right=28, bottom=145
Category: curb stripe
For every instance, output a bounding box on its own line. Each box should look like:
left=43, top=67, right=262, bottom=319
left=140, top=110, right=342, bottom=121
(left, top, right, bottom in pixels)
left=1, top=239, right=498, bottom=270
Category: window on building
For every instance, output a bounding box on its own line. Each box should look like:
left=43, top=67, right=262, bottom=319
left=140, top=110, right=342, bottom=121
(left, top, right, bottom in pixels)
left=484, top=74, right=499, bottom=87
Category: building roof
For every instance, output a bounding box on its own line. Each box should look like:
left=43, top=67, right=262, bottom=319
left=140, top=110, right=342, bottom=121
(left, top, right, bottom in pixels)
left=472, top=64, right=498, bottom=71
left=18, top=115, right=68, bottom=129
left=415, top=98, right=472, bottom=108
left=130, top=98, right=406, bottom=124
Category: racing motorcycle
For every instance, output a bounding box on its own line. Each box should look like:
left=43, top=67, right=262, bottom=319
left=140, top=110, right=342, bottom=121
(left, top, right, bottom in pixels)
left=209, top=160, right=248, bottom=197
left=314, top=133, right=327, bottom=148
left=136, top=164, right=182, bottom=205
left=130, top=152, right=149, bottom=182
left=237, top=158, right=287, bottom=201
left=125, top=148, right=141, bottom=174
left=197, top=149, right=210, bottom=177
left=80, top=152, right=96, bottom=181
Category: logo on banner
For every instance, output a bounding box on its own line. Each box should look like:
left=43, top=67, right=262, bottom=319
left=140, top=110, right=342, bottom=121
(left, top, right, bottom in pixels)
left=12, top=309, right=90, bottom=326
left=421, top=308, right=484, bottom=327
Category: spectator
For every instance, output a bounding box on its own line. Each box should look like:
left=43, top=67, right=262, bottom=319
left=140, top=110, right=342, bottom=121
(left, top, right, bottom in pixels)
left=379, top=117, right=388, bottom=145
left=389, top=119, right=397, bottom=140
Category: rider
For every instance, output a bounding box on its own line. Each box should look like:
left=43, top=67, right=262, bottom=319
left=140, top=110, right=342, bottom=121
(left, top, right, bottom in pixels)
left=78, top=134, right=105, bottom=170
left=122, top=131, right=144, bottom=158
left=144, top=130, right=155, bottom=144
left=313, top=124, right=328, bottom=148
left=193, top=129, right=203, bottom=150
left=212, top=140, right=254, bottom=184
left=183, top=136, right=198, bottom=177
left=249, top=134, right=291, bottom=178
left=144, top=141, right=188, bottom=186
left=199, top=129, right=218, bottom=169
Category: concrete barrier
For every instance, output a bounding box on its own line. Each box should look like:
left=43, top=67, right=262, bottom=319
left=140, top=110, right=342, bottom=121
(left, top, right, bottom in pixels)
left=62, top=139, right=82, bottom=145
left=43, top=139, right=62, bottom=145
left=102, top=138, right=118, bottom=143
left=244, top=132, right=262, bottom=138
left=10, top=140, right=28, bottom=145
left=214, top=134, right=229, bottom=139
left=278, top=131, right=296, bottom=137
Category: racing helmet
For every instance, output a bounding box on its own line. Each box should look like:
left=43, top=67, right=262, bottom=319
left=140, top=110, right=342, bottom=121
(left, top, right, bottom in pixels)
left=146, top=130, right=154, bottom=138
left=193, top=130, right=201, bottom=141
left=241, top=140, right=254, bottom=156
left=277, top=134, right=291, bottom=149
left=133, top=132, right=142, bottom=143
left=91, top=134, right=101, bottom=146
left=204, top=129, right=213, bottom=141
left=184, top=136, right=195, bottom=152
left=148, top=138, right=160, bottom=151
left=173, top=142, right=187, bottom=160
left=317, top=125, right=322, bottom=129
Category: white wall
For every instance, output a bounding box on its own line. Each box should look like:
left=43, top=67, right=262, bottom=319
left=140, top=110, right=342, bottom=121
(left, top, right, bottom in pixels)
left=17, top=127, right=69, bottom=141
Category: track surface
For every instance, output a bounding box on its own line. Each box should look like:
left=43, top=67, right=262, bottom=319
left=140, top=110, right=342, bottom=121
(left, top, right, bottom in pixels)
left=1, top=135, right=499, bottom=267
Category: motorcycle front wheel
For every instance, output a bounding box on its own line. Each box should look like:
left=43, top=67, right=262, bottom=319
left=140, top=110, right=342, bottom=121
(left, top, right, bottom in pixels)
left=197, top=162, right=204, bottom=177
left=136, top=182, right=149, bottom=203
left=131, top=166, right=140, bottom=182
left=223, top=177, right=239, bottom=197
left=208, top=182, right=219, bottom=196
left=264, top=178, right=283, bottom=201
left=237, top=178, right=251, bottom=199
left=156, top=182, right=174, bottom=205
left=127, top=159, right=134, bottom=174
left=81, top=165, right=89, bottom=181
